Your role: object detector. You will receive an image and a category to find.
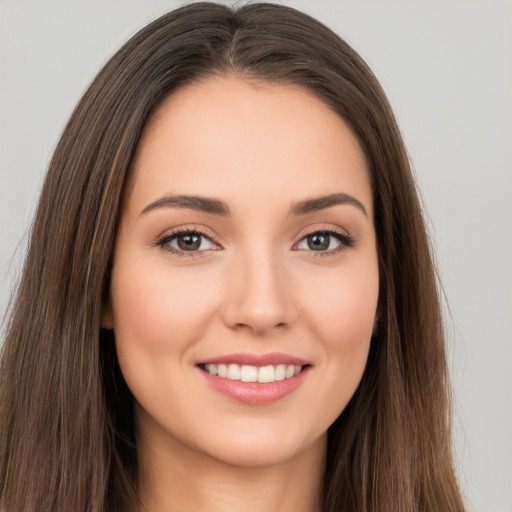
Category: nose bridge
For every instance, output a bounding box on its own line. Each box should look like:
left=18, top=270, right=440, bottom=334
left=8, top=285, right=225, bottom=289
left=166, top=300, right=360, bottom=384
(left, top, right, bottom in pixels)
left=221, top=239, right=296, bottom=335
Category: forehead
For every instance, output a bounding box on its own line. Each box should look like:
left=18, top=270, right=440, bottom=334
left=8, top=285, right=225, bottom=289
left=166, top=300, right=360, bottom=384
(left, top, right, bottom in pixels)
left=126, top=75, right=372, bottom=218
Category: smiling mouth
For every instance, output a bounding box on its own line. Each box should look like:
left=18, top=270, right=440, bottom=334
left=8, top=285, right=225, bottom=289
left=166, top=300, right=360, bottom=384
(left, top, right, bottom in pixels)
left=197, top=358, right=311, bottom=405
left=199, top=363, right=307, bottom=383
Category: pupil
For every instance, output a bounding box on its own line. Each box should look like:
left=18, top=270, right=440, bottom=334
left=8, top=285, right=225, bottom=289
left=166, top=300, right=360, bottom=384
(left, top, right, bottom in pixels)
left=308, top=233, right=329, bottom=251
left=178, top=234, right=201, bottom=251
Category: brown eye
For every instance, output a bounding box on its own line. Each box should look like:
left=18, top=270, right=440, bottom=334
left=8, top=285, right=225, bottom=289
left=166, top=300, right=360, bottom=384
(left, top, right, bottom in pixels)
left=295, top=229, right=354, bottom=255
left=306, top=233, right=331, bottom=251
left=158, top=230, right=217, bottom=255
left=177, top=233, right=202, bottom=251
left=298, top=232, right=341, bottom=252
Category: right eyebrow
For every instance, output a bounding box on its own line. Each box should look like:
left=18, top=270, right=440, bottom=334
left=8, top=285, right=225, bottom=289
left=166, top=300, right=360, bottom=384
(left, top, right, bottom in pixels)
left=139, top=194, right=231, bottom=218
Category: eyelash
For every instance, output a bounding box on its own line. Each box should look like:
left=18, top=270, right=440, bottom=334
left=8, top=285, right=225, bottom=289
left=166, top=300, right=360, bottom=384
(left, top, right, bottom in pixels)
left=154, top=226, right=355, bottom=259
left=154, top=227, right=219, bottom=258
left=298, top=226, right=355, bottom=257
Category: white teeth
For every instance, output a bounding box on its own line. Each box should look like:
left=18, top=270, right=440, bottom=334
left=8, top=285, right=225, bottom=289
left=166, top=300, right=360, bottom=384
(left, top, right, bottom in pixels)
left=257, top=365, right=274, bottom=383
left=275, top=364, right=286, bottom=381
left=241, top=365, right=258, bottom=382
left=205, top=364, right=218, bottom=375
left=203, top=363, right=305, bottom=382
left=227, top=364, right=241, bottom=380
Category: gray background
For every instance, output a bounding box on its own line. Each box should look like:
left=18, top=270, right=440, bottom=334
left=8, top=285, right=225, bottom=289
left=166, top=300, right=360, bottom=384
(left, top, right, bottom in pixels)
left=0, top=1, right=511, bottom=511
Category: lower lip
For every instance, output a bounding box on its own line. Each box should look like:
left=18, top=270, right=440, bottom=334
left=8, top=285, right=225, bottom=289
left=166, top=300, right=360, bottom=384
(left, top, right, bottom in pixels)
left=198, top=366, right=310, bottom=405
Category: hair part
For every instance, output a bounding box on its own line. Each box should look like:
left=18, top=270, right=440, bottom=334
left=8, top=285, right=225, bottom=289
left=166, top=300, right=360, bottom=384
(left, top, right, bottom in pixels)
left=0, top=3, right=465, bottom=511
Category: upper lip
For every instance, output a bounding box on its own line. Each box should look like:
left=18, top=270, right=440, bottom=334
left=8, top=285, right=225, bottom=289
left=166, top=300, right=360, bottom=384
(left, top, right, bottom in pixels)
left=196, top=352, right=310, bottom=367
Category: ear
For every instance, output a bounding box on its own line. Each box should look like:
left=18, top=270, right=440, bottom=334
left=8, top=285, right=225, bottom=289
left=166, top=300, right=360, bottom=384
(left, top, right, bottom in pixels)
left=102, top=296, right=114, bottom=330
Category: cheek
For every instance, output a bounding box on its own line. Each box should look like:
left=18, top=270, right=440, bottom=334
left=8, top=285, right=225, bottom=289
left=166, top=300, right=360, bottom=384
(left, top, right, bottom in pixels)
left=299, top=260, right=378, bottom=394
left=110, top=259, right=220, bottom=360
left=109, top=259, right=224, bottom=418
left=304, top=263, right=378, bottom=344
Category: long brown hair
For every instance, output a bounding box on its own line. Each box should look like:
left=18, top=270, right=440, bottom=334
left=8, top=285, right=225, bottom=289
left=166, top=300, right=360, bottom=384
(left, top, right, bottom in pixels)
left=0, top=3, right=465, bottom=511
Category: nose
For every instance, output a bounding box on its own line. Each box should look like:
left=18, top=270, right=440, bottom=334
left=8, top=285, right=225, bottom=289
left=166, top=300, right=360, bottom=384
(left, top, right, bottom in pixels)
left=220, top=246, right=297, bottom=336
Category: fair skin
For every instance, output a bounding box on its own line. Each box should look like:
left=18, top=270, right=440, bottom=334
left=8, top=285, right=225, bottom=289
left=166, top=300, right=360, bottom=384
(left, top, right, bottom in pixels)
left=104, top=76, right=379, bottom=512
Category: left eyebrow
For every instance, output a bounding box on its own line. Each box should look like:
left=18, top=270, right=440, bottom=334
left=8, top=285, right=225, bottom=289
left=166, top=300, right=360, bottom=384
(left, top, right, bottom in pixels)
left=288, top=193, right=368, bottom=217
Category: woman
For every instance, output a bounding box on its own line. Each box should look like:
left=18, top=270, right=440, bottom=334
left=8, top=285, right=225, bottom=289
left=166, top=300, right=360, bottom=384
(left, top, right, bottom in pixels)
left=0, top=2, right=466, bottom=511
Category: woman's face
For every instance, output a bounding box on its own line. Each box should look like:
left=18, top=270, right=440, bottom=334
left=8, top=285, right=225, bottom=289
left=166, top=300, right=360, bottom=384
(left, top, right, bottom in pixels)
left=105, top=76, right=379, bottom=467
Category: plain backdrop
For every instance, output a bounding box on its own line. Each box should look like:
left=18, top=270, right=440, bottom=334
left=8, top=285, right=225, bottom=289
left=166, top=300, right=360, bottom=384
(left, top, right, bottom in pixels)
left=0, top=1, right=511, bottom=511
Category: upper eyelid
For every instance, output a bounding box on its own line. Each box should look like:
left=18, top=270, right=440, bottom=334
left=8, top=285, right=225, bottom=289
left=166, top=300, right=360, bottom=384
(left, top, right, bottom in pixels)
left=294, top=227, right=354, bottom=249
left=295, top=224, right=354, bottom=245
left=299, top=225, right=350, bottom=238
left=159, top=226, right=219, bottom=242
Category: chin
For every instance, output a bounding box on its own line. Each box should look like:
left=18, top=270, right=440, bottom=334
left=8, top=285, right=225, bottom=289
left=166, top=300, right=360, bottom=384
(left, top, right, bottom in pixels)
left=197, top=427, right=326, bottom=468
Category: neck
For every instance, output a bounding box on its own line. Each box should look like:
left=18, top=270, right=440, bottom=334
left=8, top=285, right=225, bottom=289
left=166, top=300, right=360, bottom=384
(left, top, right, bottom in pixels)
left=135, top=421, right=326, bottom=512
